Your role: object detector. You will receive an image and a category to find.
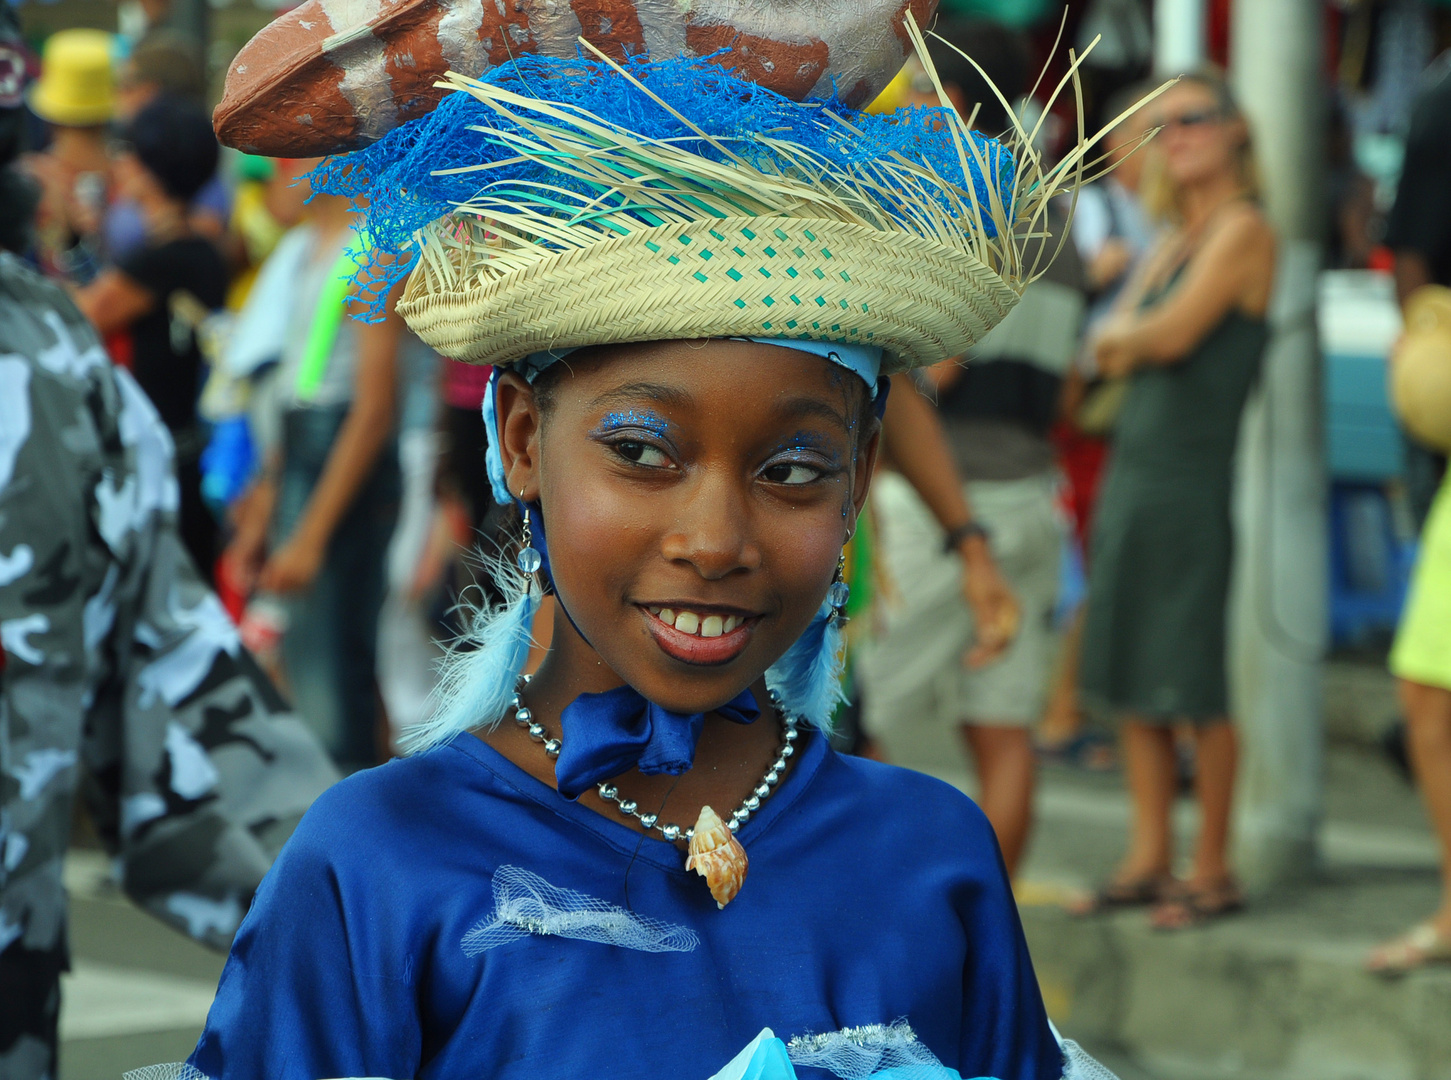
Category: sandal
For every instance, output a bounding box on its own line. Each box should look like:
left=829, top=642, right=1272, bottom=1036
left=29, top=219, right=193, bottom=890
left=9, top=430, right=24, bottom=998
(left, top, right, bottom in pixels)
left=1068, top=874, right=1174, bottom=916
left=1150, top=878, right=1245, bottom=930
left=1036, top=732, right=1118, bottom=773
left=1366, top=921, right=1451, bottom=977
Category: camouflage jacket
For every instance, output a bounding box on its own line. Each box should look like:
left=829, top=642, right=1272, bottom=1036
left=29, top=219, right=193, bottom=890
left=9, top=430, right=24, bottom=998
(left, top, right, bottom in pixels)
left=0, top=251, right=338, bottom=957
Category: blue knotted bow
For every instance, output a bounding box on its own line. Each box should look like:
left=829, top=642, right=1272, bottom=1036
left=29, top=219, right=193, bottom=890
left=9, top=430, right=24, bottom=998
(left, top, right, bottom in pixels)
left=555, top=685, right=760, bottom=799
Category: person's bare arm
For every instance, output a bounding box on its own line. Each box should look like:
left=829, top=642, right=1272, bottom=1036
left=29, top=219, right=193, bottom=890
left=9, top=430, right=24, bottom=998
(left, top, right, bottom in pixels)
left=1394, top=249, right=1433, bottom=309
left=74, top=269, right=155, bottom=335
left=260, top=288, right=402, bottom=593
left=1095, top=206, right=1274, bottom=375
left=882, top=372, right=1020, bottom=666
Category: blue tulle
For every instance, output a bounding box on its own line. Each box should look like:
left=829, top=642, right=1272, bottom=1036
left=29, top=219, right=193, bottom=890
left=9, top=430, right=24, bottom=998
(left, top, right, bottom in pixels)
left=401, top=556, right=540, bottom=755
left=765, top=598, right=847, bottom=732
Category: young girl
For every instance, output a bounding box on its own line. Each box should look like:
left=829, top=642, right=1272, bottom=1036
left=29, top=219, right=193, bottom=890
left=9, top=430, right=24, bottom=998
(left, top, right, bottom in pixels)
left=174, top=4, right=1114, bottom=1077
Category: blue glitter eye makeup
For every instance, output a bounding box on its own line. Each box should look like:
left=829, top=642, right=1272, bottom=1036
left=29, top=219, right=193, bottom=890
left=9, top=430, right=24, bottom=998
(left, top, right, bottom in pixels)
left=593, top=410, right=671, bottom=438
left=779, top=429, right=841, bottom=467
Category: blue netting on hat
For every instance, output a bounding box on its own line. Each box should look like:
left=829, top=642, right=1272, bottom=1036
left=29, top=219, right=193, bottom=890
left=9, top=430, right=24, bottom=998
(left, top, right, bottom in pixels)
left=313, top=51, right=1016, bottom=320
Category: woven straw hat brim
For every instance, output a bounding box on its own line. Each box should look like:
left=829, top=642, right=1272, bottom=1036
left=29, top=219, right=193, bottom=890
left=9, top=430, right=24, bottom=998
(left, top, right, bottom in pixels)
left=398, top=217, right=1020, bottom=374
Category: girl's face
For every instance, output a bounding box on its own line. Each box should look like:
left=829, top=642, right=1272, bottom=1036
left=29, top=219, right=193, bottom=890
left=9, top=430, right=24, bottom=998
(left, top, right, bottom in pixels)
left=496, top=340, right=879, bottom=715
left=1153, top=83, right=1245, bottom=189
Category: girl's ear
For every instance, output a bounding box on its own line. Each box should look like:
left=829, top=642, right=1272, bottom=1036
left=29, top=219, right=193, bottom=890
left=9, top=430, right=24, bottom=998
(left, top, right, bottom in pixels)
left=496, top=371, right=543, bottom=502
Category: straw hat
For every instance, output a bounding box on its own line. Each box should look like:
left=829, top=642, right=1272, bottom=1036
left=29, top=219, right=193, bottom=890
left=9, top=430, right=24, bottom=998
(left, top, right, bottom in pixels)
left=29, top=29, right=115, bottom=127
left=384, top=36, right=1083, bottom=374
left=217, top=0, right=1117, bottom=373
left=399, top=214, right=1021, bottom=375
left=1391, top=285, right=1451, bottom=453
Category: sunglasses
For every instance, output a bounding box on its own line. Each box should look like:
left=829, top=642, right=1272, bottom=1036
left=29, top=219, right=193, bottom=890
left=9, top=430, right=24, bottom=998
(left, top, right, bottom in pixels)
left=1156, top=108, right=1224, bottom=131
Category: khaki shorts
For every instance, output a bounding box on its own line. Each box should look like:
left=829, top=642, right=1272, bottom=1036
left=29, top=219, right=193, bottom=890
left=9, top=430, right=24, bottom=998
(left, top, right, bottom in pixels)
left=857, top=470, right=1064, bottom=731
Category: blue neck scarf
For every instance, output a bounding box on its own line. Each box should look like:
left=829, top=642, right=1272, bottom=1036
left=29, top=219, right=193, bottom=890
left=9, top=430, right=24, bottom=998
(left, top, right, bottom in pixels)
left=555, top=685, right=761, bottom=799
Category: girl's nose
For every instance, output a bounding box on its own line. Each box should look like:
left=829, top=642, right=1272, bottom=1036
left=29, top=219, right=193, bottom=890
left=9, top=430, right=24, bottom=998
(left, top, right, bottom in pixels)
left=659, top=471, right=761, bottom=579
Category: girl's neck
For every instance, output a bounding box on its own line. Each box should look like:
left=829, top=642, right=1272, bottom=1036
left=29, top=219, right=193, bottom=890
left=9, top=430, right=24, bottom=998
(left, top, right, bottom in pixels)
left=1178, top=171, right=1247, bottom=233
left=483, top=608, right=789, bottom=841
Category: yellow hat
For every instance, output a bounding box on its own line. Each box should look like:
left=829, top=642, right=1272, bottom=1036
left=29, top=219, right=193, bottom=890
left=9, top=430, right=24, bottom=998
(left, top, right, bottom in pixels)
left=29, top=29, right=115, bottom=127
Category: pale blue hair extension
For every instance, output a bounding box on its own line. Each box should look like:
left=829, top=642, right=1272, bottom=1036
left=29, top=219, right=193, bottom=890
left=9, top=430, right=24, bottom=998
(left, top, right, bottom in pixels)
left=481, top=368, right=513, bottom=506
left=400, top=552, right=539, bottom=755
left=765, top=597, right=846, bottom=732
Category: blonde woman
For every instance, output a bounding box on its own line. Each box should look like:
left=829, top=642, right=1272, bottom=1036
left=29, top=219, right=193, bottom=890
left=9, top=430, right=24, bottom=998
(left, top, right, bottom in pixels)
left=1076, top=72, right=1275, bottom=928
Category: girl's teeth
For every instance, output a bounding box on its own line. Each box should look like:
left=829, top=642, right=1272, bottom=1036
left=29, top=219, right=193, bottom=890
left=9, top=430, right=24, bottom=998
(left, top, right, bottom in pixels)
left=651, top=608, right=745, bottom=636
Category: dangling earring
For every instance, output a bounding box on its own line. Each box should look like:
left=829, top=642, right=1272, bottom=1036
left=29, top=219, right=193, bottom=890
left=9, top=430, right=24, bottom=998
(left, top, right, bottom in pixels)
left=517, top=494, right=543, bottom=574
left=828, top=550, right=849, bottom=618
left=763, top=545, right=851, bottom=731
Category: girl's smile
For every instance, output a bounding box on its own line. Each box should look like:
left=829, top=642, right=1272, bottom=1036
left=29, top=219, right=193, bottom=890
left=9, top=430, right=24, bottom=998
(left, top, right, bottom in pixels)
left=639, top=603, right=759, bottom=666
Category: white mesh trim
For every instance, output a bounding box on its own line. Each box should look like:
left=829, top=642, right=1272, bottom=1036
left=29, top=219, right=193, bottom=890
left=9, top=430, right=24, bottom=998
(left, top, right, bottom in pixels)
left=786, top=1021, right=948, bottom=1080
left=122, top=1066, right=209, bottom=1080
left=1059, top=1038, right=1121, bottom=1080
left=461, top=865, right=700, bottom=956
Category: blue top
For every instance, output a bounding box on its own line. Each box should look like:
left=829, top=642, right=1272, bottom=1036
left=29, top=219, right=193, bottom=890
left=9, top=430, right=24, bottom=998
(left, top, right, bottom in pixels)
left=189, top=730, right=1063, bottom=1080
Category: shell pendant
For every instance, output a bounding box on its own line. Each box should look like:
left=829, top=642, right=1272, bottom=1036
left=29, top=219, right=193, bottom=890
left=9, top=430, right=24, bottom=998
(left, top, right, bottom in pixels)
left=686, top=805, right=749, bottom=909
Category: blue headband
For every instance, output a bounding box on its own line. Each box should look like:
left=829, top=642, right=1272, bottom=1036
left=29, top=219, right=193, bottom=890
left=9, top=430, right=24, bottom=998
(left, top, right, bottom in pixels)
left=516, top=338, right=882, bottom=391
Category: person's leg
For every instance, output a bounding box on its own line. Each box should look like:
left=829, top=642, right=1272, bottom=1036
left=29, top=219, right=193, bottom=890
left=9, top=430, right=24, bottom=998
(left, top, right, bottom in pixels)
left=1188, top=720, right=1238, bottom=887
left=960, top=723, right=1036, bottom=877
left=1038, top=606, right=1084, bottom=747
left=1367, top=679, right=1451, bottom=969
left=0, top=938, right=65, bottom=1080
left=1401, top=679, right=1451, bottom=927
left=332, top=460, right=400, bottom=768
left=1118, top=718, right=1177, bottom=881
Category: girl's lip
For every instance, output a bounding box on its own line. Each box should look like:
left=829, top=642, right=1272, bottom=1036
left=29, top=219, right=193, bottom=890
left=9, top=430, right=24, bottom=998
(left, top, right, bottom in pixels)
left=640, top=607, right=756, bottom=666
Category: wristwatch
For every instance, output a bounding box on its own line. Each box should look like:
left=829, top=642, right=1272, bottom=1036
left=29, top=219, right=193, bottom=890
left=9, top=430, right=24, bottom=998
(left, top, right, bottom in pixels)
left=942, top=520, right=990, bottom=554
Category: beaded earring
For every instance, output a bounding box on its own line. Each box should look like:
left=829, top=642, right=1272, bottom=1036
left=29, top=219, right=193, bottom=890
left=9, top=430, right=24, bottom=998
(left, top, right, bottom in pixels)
left=517, top=496, right=543, bottom=574
left=828, top=551, right=850, bottom=617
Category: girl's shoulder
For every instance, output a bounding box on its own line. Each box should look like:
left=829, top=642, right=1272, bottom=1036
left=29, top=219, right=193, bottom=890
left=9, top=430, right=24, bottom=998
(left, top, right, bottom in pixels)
left=812, top=747, right=1000, bottom=861
left=281, top=740, right=513, bottom=868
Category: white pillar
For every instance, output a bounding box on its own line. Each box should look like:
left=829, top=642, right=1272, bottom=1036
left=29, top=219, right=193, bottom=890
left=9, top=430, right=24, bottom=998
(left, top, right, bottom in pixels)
left=1154, top=0, right=1206, bottom=76
left=1228, top=0, right=1327, bottom=890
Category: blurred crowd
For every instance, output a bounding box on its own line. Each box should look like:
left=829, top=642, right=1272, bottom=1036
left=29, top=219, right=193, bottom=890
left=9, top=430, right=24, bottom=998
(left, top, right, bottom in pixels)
left=2, top=0, right=1451, bottom=1015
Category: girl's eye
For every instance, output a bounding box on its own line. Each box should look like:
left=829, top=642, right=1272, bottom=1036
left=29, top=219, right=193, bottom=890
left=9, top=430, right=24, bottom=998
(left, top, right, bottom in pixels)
left=614, top=441, right=672, bottom=468
left=761, top=462, right=823, bottom=486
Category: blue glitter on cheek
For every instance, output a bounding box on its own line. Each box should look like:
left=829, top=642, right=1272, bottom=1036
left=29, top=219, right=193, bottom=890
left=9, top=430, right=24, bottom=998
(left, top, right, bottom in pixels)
left=595, top=410, right=670, bottom=437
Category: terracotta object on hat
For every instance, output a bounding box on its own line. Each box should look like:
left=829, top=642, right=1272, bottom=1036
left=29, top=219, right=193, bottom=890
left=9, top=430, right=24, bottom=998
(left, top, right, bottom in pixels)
left=213, top=0, right=937, bottom=156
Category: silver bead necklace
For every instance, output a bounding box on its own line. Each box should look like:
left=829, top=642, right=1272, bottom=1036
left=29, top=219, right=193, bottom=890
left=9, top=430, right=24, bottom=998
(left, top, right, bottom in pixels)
left=510, top=677, right=799, bottom=843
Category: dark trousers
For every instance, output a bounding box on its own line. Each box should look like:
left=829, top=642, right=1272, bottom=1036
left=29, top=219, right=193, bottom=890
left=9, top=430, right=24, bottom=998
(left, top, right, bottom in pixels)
left=274, top=406, right=400, bottom=769
left=0, top=938, right=66, bottom=1080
